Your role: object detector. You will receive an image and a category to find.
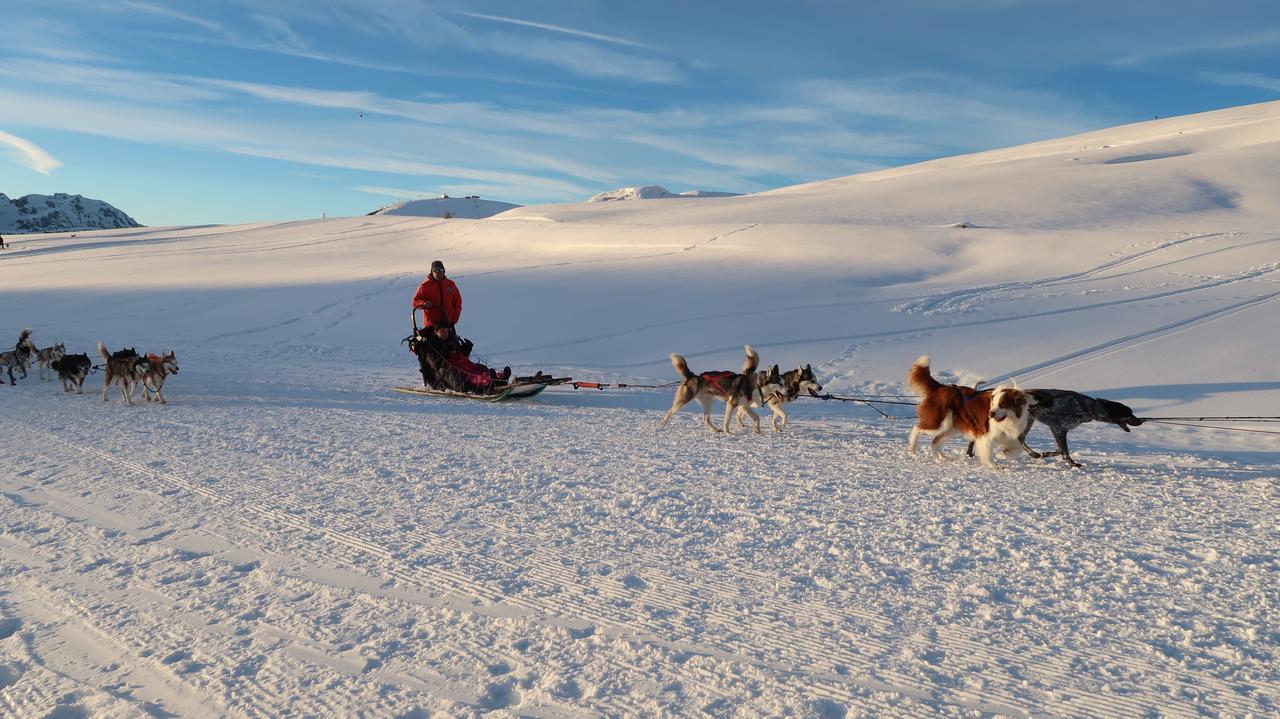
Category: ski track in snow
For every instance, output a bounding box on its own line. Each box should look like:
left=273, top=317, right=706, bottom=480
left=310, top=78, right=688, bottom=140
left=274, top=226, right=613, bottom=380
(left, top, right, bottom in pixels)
left=2, top=369, right=1276, bottom=717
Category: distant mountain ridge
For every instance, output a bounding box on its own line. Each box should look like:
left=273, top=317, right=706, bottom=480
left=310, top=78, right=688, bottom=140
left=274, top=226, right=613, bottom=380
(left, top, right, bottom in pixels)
left=0, top=192, right=141, bottom=234
left=588, top=185, right=743, bottom=202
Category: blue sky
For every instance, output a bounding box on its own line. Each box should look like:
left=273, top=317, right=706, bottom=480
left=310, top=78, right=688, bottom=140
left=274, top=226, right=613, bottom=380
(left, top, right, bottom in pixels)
left=1, top=0, right=1278, bottom=226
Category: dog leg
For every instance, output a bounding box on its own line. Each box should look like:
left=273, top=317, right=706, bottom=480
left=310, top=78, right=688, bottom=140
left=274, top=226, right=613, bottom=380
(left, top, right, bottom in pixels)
left=103, top=376, right=111, bottom=401
left=699, top=396, right=721, bottom=433
left=738, top=404, right=762, bottom=434
left=973, top=435, right=997, bottom=468
left=908, top=425, right=923, bottom=453
left=721, top=400, right=737, bottom=434
left=1052, top=429, right=1082, bottom=468
left=1019, top=438, right=1050, bottom=459
left=659, top=391, right=690, bottom=427
left=771, top=403, right=787, bottom=432
left=930, top=430, right=955, bottom=461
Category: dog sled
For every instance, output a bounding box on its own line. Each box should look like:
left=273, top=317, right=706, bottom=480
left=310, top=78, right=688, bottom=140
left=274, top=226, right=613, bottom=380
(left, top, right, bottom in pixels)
left=396, top=310, right=570, bottom=402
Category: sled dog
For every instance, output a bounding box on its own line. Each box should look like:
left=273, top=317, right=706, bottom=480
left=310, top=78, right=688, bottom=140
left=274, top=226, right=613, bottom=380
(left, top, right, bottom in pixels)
left=750, top=362, right=823, bottom=431
left=0, top=328, right=36, bottom=385
left=51, top=353, right=92, bottom=393
left=661, top=345, right=763, bottom=433
left=1016, top=389, right=1142, bottom=468
left=906, top=355, right=1035, bottom=468
left=35, top=342, right=65, bottom=381
left=137, top=351, right=180, bottom=404
left=98, top=343, right=146, bottom=404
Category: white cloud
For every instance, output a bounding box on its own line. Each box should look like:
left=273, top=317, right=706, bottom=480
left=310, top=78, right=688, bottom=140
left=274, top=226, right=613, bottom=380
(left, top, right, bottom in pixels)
left=351, top=185, right=440, bottom=199
left=0, top=130, right=61, bottom=174
left=1109, top=29, right=1280, bottom=67
left=121, top=2, right=224, bottom=33
left=456, top=12, right=665, bottom=51
left=1200, top=71, right=1280, bottom=92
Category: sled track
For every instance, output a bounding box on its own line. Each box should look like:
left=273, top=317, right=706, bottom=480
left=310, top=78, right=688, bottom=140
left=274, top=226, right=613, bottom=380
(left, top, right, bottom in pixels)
left=13, top=422, right=1266, bottom=718
left=894, top=231, right=1229, bottom=316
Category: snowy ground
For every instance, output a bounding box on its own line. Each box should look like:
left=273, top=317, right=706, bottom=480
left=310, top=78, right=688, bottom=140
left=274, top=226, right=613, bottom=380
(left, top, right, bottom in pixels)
left=2, top=103, right=1278, bottom=717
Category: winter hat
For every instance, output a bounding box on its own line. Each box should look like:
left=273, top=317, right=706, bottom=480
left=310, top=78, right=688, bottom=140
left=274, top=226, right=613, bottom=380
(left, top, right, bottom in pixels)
left=430, top=260, right=445, bottom=273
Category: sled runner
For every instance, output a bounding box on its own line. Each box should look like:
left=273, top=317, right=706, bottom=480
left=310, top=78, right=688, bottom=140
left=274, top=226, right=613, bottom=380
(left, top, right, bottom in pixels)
left=393, top=382, right=547, bottom=402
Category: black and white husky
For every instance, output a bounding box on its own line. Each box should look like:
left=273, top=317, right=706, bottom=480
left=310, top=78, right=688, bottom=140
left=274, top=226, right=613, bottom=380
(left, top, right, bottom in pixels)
left=51, top=353, right=92, bottom=393
left=661, top=345, right=768, bottom=433
left=749, top=363, right=823, bottom=431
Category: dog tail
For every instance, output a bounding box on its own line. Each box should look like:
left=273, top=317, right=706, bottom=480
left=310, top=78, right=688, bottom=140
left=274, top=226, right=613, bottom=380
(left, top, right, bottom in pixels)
left=97, top=341, right=111, bottom=363
left=742, top=345, right=759, bottom=375
left=670, top=353, right=696, bottom=381
left=907, top=355, right=941, bottom=396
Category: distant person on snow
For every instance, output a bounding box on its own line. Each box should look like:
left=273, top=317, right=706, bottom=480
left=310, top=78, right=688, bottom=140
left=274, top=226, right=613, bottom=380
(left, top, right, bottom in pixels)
left=412, top=260, right=461, bottom=330
left=0, top=233, right=6, bottom=249
left=418, top=323, right=510, bottom=393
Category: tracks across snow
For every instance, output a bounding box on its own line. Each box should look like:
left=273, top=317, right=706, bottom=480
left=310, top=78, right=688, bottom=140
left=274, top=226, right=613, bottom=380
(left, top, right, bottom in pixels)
left=2, top=376, right=1276, bottom=717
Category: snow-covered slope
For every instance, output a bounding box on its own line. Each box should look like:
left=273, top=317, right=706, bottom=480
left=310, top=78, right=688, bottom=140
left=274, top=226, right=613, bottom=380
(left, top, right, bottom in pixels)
left=0, top=192, right=141, bottom=233
left=1, top=102, right=1277, bottom=717
left=507, top=100, right=1280, bottom=231
left=370, top=195, right=520, bottom=219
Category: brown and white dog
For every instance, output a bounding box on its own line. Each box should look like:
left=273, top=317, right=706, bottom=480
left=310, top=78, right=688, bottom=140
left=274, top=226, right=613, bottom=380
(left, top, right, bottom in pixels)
left=98, top=342, right=147, bottom=404
left=661, top=345, right=763, bottom=433
left=137, top=351, right=180, bottom=404
left=35, top=342, right=66, bottom=381
left=906, top=355, right=1035, bottom=468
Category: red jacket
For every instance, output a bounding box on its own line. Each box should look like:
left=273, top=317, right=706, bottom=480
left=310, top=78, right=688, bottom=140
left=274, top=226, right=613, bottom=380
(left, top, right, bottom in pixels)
left=412, top=276, right=462, bottom=328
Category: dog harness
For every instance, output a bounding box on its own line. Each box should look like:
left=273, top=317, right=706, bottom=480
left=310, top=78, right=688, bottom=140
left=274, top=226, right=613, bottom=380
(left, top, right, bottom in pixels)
left=699, top=371, right=735, bottom=394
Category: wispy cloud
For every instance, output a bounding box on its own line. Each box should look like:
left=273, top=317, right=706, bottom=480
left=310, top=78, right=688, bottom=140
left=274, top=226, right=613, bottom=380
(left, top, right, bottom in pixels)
left=486, top=36, right=684, bottom=84
left=1109, top=29, right=1280, bottom=67
left=351, top=185, right=441, bottom=199
left=792, top=75, right=1114, bottom=151
left=1200, top=71, right=1280, bottom=92
left=456, top=12, right=665, bottom=51
left=121, top=1, right=224, bottom=33
left=251, top=13, right=312, bottom=53
left=0, top=130, right=62, bottom=174
left=227, top=145, right=596, bottom=198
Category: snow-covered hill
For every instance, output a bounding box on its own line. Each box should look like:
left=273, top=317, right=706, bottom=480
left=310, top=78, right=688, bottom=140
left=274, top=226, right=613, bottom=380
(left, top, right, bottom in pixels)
left=370, top=195, right=521, bottom=219
left=1, top=102, right=1277, bottom=717
left=0, top=192, right=141, bottom=233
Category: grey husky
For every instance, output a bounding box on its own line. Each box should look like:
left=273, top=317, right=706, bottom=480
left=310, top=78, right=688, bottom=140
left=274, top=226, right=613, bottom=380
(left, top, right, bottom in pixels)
left=35, top=342, right=66, bottom=381
left=0, top=328, right=37, bottom=385
left=748, top=363, right=824, bottom=431
left=661, top=345, right=768, bottom=433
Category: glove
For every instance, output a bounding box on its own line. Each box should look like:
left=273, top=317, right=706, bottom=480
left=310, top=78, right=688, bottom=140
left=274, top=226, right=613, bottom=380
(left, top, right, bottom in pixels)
left=460, top=338, right=474, bottom=357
